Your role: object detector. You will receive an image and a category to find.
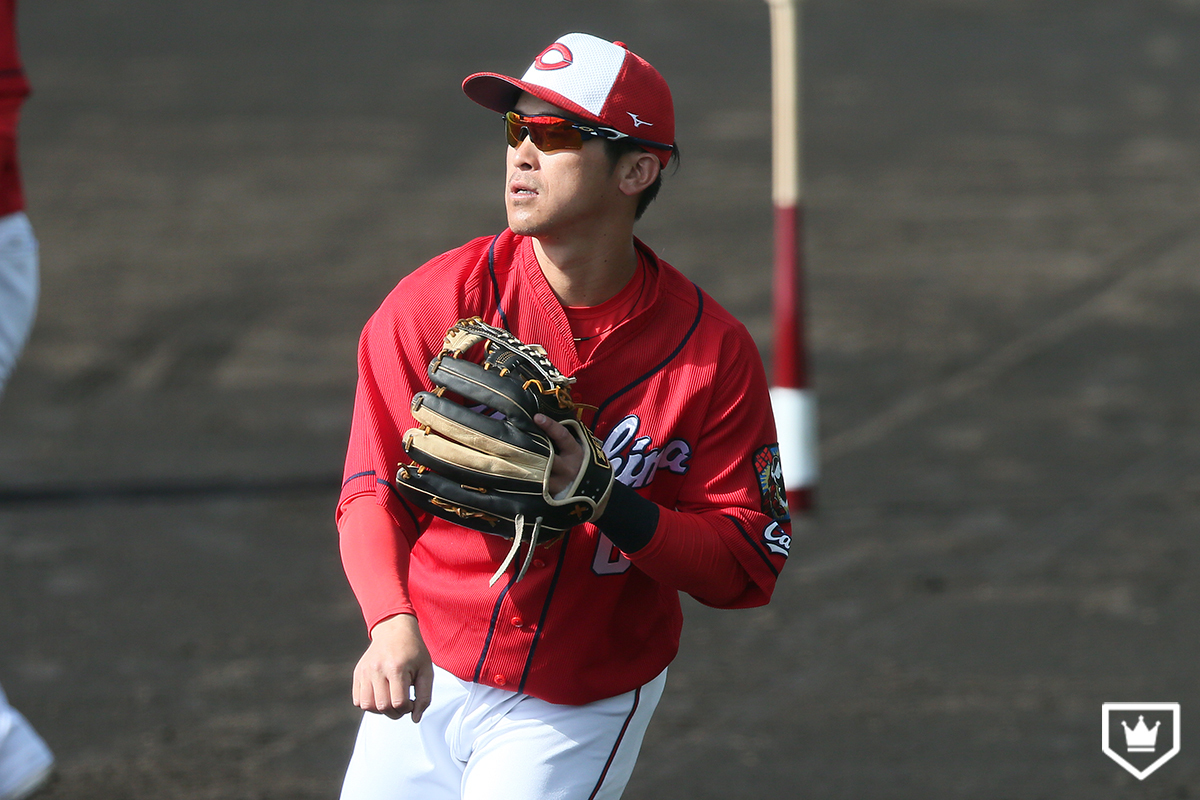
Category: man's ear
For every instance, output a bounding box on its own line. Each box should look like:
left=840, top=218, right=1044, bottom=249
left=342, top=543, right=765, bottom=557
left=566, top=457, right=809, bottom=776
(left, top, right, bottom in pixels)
left=617, top=151, right=661, bottom=198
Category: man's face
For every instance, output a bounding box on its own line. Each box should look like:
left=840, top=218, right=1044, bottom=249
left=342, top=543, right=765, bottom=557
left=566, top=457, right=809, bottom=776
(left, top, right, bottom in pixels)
left=504, top=93, right=626, bottom=241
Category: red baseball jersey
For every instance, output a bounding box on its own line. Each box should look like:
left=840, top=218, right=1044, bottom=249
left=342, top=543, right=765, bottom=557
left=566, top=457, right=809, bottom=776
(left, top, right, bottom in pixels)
left=339, top=230, right=791, bottom=705
left=0, top=0, right=28, bottom=217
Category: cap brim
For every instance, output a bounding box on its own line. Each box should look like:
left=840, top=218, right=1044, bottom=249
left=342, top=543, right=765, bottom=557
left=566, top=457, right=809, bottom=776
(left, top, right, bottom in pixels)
left=461, top=73, right=525, bottom=114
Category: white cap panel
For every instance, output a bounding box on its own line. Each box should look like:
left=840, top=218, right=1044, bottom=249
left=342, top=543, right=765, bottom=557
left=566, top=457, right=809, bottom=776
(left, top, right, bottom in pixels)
left=518, top=33, right=627, bottom=117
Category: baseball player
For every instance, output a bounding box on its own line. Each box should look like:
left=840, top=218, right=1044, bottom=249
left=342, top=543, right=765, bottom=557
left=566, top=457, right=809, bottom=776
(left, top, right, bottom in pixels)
left=0, top=0, right=35, bottom=400
left=0, top=3, right=55, bottom=799
left=337, top=33, right=790, bottom=800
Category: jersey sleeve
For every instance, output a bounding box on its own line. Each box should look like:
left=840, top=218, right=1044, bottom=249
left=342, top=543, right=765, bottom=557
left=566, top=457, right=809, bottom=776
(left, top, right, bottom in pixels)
left=337, top=240, right=494, bottom=524
left=625, top=320, right=790, bottom=609
left=336, top=241, right=493, bottom=629
left=338, top=302, right=434, bottom=532
left=336, top=302, right=435, bottom=632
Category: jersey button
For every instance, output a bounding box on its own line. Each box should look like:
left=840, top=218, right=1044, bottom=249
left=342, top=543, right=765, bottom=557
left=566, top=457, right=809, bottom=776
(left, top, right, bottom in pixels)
left=494, top=675, right=507, bottom=686
left=532, top=559, right=546, bottom=569
left=511, top=616, right=524, bottom=628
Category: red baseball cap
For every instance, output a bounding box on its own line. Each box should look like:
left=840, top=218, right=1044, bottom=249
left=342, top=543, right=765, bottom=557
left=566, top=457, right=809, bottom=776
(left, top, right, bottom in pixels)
left=463, top=33, right=676, bottom=166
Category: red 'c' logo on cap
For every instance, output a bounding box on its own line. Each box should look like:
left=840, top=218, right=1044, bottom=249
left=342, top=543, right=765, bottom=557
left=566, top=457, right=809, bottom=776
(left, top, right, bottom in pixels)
left=534, top=43, right=573, bottom=71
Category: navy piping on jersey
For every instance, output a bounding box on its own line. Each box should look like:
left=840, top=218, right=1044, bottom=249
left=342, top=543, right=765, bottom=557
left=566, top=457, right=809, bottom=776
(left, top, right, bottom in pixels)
left=342, top=470, right=375, bottom=487
left=516, top=529, right=573, bottom=694
left=472, top=569, right=519, bottom=684
left=486, top=234, right=511, bottom=332
left=725, top=514, right=779, bottom=578
left=339, top=470, right=424, bottom=534
left=587, top=686, right=643, bottom=800
left=591, top=282, right=704, bottom=431
left=389, top=487, right=424, bottom=531
left=379, top=476, right=423, bottom=531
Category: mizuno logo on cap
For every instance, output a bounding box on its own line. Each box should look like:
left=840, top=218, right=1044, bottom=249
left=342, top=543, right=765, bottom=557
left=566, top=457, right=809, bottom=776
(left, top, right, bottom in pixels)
left=627, top=113, right=653, bottom=128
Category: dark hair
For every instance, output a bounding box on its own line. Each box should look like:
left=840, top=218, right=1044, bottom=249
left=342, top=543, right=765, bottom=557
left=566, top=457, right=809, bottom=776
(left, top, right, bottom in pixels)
left=603, top=139, right=680, bottom=220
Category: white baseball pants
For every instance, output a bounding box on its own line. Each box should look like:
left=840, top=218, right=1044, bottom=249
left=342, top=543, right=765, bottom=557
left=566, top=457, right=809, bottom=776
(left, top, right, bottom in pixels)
left=0, top=210, right=38, bottom=397
left=0, top=681, right=55, bottom=800
left=340, top=664, right=666, bottom=800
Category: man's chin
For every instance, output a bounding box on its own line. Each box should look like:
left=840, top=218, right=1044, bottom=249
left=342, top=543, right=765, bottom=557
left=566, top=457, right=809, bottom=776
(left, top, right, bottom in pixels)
left=506, top=216, right=543, bottom=238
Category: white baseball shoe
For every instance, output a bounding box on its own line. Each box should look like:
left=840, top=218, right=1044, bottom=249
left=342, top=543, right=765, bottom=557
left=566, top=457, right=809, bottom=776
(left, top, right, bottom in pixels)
left=0, top=706, right=55, bottom=800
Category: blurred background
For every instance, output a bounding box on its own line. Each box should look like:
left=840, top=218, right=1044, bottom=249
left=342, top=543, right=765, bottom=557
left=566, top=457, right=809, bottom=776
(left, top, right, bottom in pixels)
left=1, top=0, right=1198, bottom=797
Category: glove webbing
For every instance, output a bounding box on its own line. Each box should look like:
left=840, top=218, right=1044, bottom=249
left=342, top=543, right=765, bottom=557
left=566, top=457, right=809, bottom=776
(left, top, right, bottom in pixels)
left=446, top=317, right=575, bottom=391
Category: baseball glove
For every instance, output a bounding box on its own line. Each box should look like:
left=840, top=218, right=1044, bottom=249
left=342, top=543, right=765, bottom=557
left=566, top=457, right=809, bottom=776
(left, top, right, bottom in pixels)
left=396, top=317, right=614, bottom=585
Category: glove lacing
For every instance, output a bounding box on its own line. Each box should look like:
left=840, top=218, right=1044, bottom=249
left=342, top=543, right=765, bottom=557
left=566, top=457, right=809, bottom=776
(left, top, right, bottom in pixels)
left=488, top=513, right=543, bottom=587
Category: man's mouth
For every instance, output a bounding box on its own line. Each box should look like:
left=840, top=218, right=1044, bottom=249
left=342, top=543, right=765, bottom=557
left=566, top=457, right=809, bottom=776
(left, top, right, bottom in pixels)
left=509, top=179, right=538, bottom=197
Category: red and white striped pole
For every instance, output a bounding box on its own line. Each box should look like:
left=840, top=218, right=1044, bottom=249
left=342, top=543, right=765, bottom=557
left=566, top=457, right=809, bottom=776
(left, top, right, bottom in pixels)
left=766, top=0, right=817, bottom=511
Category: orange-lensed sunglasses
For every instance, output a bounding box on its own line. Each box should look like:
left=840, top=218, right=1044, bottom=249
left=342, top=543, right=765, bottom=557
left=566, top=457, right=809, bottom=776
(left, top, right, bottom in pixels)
left=503, top=111, right=672, bottom=153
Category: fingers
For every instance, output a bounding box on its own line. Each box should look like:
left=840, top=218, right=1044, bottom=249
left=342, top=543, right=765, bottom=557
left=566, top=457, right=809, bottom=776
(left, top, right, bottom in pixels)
left=412, top=667, right=434, bottom=723
left=353, top=648, right=412, bottom=718
left=353, top=662, right=413, bottom=719
left=384, top=671, right=414, bottom=720
left=535, top=414, right=579, bottom=454
left=389, top=669, right=412, bottom=710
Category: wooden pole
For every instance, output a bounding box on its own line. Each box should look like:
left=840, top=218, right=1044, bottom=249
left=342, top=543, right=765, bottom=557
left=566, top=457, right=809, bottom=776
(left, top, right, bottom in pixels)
left=766, top=0, right=817, bottom=511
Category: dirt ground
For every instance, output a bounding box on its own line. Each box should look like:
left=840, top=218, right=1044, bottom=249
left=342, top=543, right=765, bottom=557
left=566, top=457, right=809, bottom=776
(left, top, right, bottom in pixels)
left=2, top=0, right=1199, bottom=797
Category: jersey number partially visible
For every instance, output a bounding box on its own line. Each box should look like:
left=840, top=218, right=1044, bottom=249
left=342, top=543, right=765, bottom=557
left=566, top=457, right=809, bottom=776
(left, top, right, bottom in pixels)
left=591, top=533, right=631, bottom=575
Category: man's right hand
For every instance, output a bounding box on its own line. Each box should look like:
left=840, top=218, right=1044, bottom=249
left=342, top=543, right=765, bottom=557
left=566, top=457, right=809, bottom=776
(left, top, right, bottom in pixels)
left=352, top=613, right=433, bottom=722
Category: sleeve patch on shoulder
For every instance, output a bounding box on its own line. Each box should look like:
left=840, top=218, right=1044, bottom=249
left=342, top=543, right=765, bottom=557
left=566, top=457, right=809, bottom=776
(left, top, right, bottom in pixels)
left=753, top=444, right=790, bottom=522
